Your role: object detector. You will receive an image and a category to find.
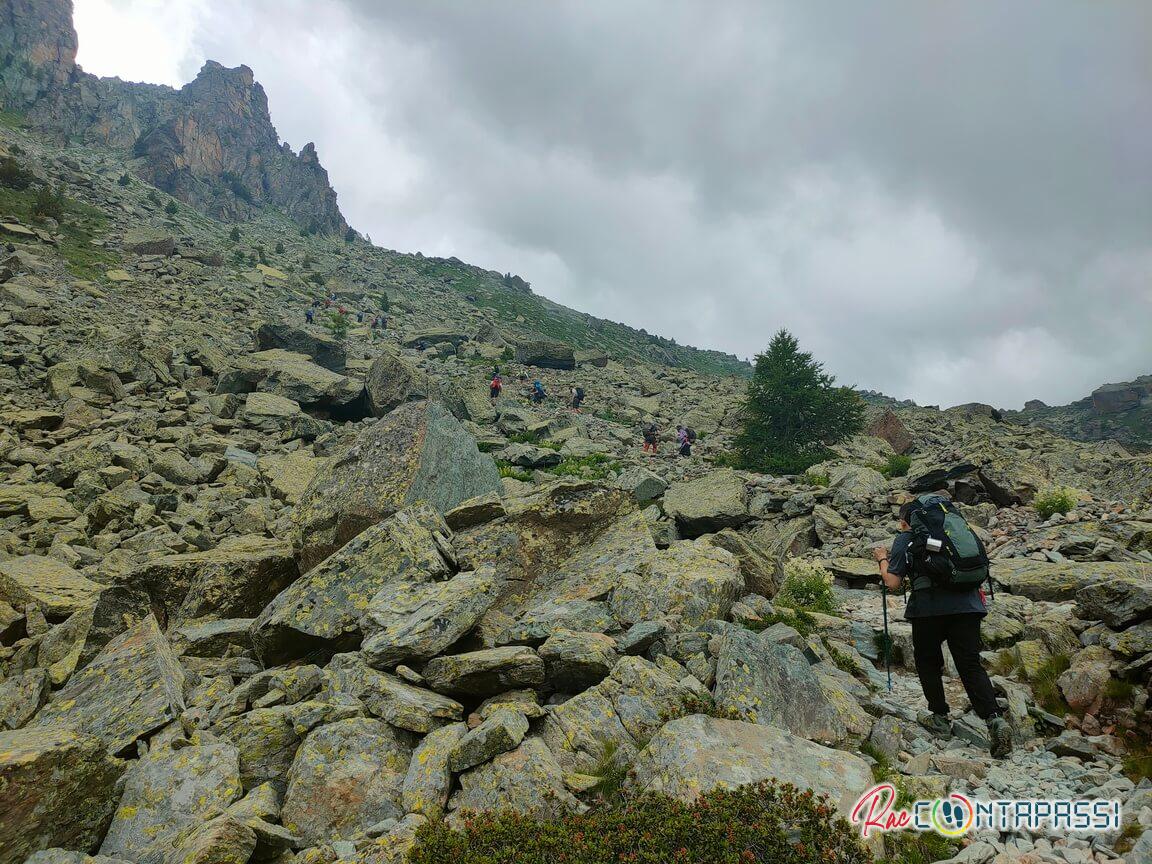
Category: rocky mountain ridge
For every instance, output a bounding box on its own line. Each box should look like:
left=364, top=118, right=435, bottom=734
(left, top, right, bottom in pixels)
left=1, top=0, right=347, bottom=235
left=1010, top=375, right=1152, bottom=454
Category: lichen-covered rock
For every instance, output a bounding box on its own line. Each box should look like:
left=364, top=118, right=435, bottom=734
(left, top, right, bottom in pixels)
left=713, top=628, right=851, bottom=744
left=1075, top=568, right=1152, bottom=628
left=281, top=718, right=415, bottom=846
left=0, top=727, right=124, bottom=864
left=294, top=401, right=500, bottom=571
left=697, top=529, right=780, bottom=597
left=321, top=653, right=463, bottom=733
left=596, top=656, right=698, bottom=743
left=401, top=722, right=468, bottom=818
left=514, top=339, right=575, bottom=370
left=361, top=568, right=499, bottom=669
left=447, top=737, right=584, bottom=827
left=1056, top=645, right=1114, bottom=714
left=212, top=707, right=304, bottom=790
left=538, top=630, right=618, bottom=691
left=127, top=535, right=297, bottom=626
left=100, top=741, right=243, bottom=860
left=252, top=505, right=452, bottom=664
left=632, top=714, right=873, bottom=816
left=165, top=815, right=257, bottom=864
left=0, top=668, right=50, bottom=729
left=0, top=555, right=102, bottom=618
left=662, top=469, right=749, bottom=537
left=256, top=322, right=346, bottom=372
left=365, top=348, right=430, bottom=417
left=423, top=647, right=545, bottom=697
left=32, top=614, right=186, bottom=755
left=539, top=688, right=638, bottom=774
left=447, top=708, right=529, bottom=772
left=610, top=541, right=742, bottom=628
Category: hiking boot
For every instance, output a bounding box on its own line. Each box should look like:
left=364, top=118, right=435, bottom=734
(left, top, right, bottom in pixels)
left=987, top=714, right=1013, bottom=759
left=918, top=711, right=953, bottom=738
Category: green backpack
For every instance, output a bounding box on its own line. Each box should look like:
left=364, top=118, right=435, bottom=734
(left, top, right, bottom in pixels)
left=905, top=494, right=990, bottom=592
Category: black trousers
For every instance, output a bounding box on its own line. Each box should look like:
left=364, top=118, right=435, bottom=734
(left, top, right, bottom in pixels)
left=910, top=613, right=1000, bottom=719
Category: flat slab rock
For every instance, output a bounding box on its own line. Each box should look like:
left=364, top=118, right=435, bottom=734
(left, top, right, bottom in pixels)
left=32, top=614, right=186, bottom=755
left=632, top=713, right=873, bottom=818
left=0, top=555, right=103, bottom=617
left=422, top=647, right=545, bottom=697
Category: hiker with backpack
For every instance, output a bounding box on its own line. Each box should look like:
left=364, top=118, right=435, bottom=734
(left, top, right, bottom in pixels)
left=873, top=494, right=1012, bottom=759
left=490, top=373, right=503, bottom=401
left=531, top=380, right=547, bottom=404
left=676, top=424, right=697, bottom=457
left=570, top=386, right=585, bottom=413
left=642, top=422, right=659, bottom=454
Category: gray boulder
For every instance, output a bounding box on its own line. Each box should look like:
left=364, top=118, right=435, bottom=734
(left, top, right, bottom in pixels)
left=255, top=322, right=346, bottom=371
left=632, top=714, right=873, bottom=817
left=294, top=400, right=501, bottom=571
left=514, top=339, right=576, bottom=370
left=663, top=469, right=749, bottom=537
left=0, top=727, right=124, bottom=864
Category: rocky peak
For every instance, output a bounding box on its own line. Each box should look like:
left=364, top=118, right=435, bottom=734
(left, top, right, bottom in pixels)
left=0, top=0, right=347, bottom=236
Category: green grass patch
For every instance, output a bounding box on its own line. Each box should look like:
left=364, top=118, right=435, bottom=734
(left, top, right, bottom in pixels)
left=989, top=649, right=1020, bottom=677
left=776, top=558, right=837, bottom=614
left=592, top=408, right=632, bottom=425
left=1034, top=486, right=1077, bottom=520
left=746, top=606, right=819, bottom=639
left=0, top=184, right=120, bottom=281
left=871, top=454, right=912, bottom=479
left=803, top=470, right=831, bottom=487
left=1029, top=653, right=1071, bottom=716
left=496, top=461, right=533, bottom=482
left=546, top=453, right=621, bottom=481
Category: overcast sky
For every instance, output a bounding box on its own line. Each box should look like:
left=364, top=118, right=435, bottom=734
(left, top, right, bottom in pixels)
left=73, top=0, right=1152, bottom=408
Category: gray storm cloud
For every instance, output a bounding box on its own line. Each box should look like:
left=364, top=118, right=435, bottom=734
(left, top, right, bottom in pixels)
left=77, top=0, right=1152, bottom=407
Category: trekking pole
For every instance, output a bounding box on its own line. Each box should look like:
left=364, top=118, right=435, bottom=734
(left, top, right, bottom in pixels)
left=881, top=584, right=892, bottom=691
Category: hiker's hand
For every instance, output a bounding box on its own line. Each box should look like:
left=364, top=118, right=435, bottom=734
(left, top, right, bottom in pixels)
left=872, top=546, right=888, bottom=562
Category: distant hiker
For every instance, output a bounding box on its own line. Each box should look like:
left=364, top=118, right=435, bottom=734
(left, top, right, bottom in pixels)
left=356, top=310, right=364, bottom=323
left=874, top=496, right=1012, bottom=759
left=570, top=386, right=585, bottom=413
left=370, top=316, right=379, bottom=329
left=337, top=305, right=346, bottom=316
left=676, top=425, right=691, bottom=457
left=305, top=307, right=314, bottom=324
left=531, top=380, right=547, bottom=404
left=490, top=374, right=503, bottom=401
left=642, top=422, right=659, bottom=454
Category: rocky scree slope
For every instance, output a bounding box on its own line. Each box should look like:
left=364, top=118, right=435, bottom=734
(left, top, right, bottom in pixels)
left=1, top=76, right=1152, bottom=864
left=1009, top=376, right=1152, bottom=454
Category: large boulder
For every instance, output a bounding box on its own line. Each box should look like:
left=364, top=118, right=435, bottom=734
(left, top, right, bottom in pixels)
left=447, top=737, right=584, bottom=827
left=1075, top=569, right=1152, bottom=628
left=32, top=615, right=185, bottom=755
left=255, top=322, right=346, bottom=371
left=866, top=410, right=914, bottom=455
left=294, top=400, right=501, bottom=571
left=0, top=727, right=124, bottom=864
left=252, top=505, right=452, bottom=664
left=99, top=742, right=242, bottom=861
left=663, top=469, right=749, bottom=537
left=423, top=647, right=545, bottom=697
left=281, top=717, right=415, bottom=846
left=713, top=628, right=850, bottom=744
left=321, top=653, right=464, bottom=734
left=0, top=556, right=102, bottom=618
left=610, top=541, right=742, bottom=628
left=365, top=348, right=430, bottom=417
left=632, top=714, right=873, bottom=817
left=361, top=568, right=499, bottom=669
left=224, top=349, right=361, bottom=408
left=402, top=722, right=468, bottom=818
left=126, top=535, right=297, bottom=627
left=514, top=339, right=576, bottom=370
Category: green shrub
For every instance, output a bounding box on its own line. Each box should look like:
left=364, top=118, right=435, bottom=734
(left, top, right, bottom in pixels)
left=747, top=606, right=819, bottom=638
left=323, top=310, right=349, bottom=341
left=496, top=462, right=532, bottom=482
left=228, top=226, right=241, bottom=243
left=776, top=558, right=836, bottom=614
left=117, top=172, right=131, bottom=187
left=274, top=240, right=285, bottom=254
left=546, top=453, right=620, bottom=481
left=1029, top=653, right=1071, bottom=716
left=1034, top=486, right=1077, bottom=520
left=803, top=470, right=830, bottom=487
left=164, top=200, right=179, bottom=215
left=879, top=454, right=911, bottom=479
left=30, top=185, right=65, bottom=222
left=408, top=781, right=872, bottom=864
left=0, top=156, right=35, bottom=190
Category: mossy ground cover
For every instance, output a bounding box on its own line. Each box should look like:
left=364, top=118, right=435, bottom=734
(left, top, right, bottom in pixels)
left=0, top=184, right=120, bottom=281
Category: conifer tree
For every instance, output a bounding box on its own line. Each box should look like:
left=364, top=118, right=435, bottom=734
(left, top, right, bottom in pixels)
left=735, top=329, right=865, bottom=474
